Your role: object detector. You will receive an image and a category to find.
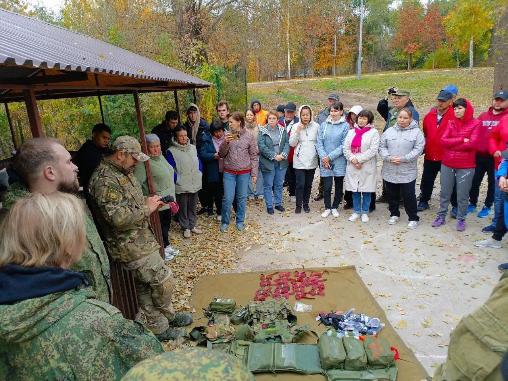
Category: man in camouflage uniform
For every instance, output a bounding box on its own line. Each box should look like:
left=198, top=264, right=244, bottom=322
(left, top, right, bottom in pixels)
left=88, top=136, right=192, bottom=339
left=1, top=137, right=112, bottom=303
left=433, top=270, right=508, bottom=381
left=121, top=348, right=254, bottom=381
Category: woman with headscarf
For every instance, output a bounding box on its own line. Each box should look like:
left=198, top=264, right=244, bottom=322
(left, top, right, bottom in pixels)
left=432, top=98, right=480, bottom=231
left=134, top=134, right=180, bottom=260
left=289, top=105, right=320, bottom=213
left=343, top=109, right=380, bottom=223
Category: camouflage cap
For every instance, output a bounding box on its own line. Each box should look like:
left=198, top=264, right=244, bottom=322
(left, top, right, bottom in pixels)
left=393, top=89, right=410, bottom=97
left=112, top=136, right=149, bottom=162
left=121, top=348, right=254, bottom=381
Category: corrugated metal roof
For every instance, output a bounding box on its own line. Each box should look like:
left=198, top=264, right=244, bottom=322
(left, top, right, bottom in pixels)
left=0, top=8, right=209, bottom=87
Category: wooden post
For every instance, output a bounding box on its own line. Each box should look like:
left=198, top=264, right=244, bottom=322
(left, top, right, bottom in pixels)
left=133, top=91, right=165, bottom=258
left=173, top=90, right=180, bottom=123
left=4, top=103, right=19, bottom=150
left=23, top=89, right=43, bottom=137
left=193, top=88, right=197, bottom=104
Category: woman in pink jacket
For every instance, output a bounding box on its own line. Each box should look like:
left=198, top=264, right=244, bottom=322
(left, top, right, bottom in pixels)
left=432, top=98, right=480, bottom=231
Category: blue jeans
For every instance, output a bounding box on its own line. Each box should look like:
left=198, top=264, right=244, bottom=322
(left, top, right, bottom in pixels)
left=262, top=163, right=287, bottom=209
left=248, top=164, right=264, bottom=196
left=352, top=192, right=371, bottom=213
left=221, top=172, right=250, bottom=226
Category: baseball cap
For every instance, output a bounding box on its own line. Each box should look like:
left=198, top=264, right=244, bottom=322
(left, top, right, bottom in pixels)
left=327, top=93, right=340, bottom=101
left=494, top=90, right=508, bottom=101
left=442, top=84, right=458, bottom=96
left=284, top=102, right=297, bottom=112
left=112, top=136, right=149, bottom=162
left=393, top=89, right=410, bottom=97
left=437, top=90, right=454, bottom=101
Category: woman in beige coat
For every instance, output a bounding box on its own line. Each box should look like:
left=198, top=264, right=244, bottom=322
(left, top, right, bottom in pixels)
left=343, top=109, right=380, bottom=223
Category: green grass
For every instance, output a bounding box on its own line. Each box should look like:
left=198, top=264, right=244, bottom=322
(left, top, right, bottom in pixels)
left=248, top=67, right=494, bottom=116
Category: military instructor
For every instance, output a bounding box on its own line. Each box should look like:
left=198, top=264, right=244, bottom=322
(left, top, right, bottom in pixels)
left=88, top=136, right=192, bottom=340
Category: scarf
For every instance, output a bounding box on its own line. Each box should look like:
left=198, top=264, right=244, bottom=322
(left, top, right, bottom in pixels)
left=212, top=134, right=225, bottom=172
left=351, top=125, right=371, bottom=154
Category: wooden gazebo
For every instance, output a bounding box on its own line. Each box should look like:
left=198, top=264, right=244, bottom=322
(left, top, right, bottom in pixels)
left=0, top=8, right=210, bottom=318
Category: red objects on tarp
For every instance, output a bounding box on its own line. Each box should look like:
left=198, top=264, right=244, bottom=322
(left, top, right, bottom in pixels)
left=254, top=271, right=327, bottom=301
left=391, top=346, right=400, bottom=361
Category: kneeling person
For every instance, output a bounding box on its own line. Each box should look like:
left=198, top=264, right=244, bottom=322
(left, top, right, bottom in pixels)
left=88, top=136, right=192, bottom=339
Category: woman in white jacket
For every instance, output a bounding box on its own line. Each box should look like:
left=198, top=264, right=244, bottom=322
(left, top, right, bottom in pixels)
left=289, top=105, right=319, bottom=213
left=343, top=109, right=380, bottom=223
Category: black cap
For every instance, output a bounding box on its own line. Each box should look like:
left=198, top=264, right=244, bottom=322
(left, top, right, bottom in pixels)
left=494, top=90, right=508, bottom=101
left=437, top=90, right=453, bottom=101
left=284, top=102, right=297, bottom=112
left=276, top=104, right=285, bottom=113
left=327, top=93, right=340, bottom=101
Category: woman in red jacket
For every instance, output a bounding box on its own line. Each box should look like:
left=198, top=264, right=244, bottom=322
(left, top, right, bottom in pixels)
left=432, top=98, right=480, bottom=231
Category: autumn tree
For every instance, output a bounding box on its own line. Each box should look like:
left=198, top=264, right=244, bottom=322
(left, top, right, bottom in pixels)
left=445, top=0, right=494, bottom=69
left=422, top=3, right=445, bottom=69
left=391, top=0, right=425, bottom=70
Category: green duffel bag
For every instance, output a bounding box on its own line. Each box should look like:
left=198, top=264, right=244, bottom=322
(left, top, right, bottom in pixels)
left=208, top=298, right=237, bottom=314
left=319, top=331, right=346, bottom=370
left=343, top=336, right=367, bottom=370
left=229, top=340, right=251, bottom=366
left=326, top=365, right=398, bottom=381
left=363, top=336, right=395, bottom=368
left=247, top=342, right=323, bottom=374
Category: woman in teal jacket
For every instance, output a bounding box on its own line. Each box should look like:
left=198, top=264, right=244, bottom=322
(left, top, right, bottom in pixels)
left=316, top=101, right=349, bottom=217
left=258, top=111, right=290, bottom=214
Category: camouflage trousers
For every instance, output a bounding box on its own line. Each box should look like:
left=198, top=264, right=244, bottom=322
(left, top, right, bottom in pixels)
left=124, top=253, right=175, bottom=335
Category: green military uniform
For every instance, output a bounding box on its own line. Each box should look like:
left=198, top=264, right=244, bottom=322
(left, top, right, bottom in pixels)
left=0, top=288, right=163, bottom=380
left=433, top=272, right=508, bottom=381
left=88, top=136, right=175, bottom=335
left=121, top=348, right=255, bottom=381
left=1, top=183, right=112, bottom=303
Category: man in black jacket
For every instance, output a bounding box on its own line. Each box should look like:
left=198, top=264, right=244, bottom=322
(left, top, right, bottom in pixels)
left=74, top=123, right=111, bottom=194
left=152, top=110, right=180, bottom=153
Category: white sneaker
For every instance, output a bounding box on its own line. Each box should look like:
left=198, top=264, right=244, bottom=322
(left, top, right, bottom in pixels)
left=290, top=196, right=296, bottom=203
left=349, top=213, right=360, bottom=222
left=474, top=238, right=502, bottom=249
left=361, top=213, right=369, bottom=223
left=331, top=209, right=340, bottom=217
left=407, top=220, right=418, bottom=229
left=216, top=215, right=222, bottom=222
left=164, top=246, right=179, bottom=261
left=388, top=216, right=399, bottom=225
left=183, top=229, right=191, bottom=238
left=321, top=209, right=332, bottom=218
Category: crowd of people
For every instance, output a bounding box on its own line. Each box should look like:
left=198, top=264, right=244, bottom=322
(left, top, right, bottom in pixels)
left=1, top=84, right=508, bottom=380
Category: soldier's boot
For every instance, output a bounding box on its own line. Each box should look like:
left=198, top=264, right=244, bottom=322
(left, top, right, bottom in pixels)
left=135, top=305, right=170, bottom=335
left=155, top=327, right=187, bottom=341
left=168, top=312, right=193, bottom=327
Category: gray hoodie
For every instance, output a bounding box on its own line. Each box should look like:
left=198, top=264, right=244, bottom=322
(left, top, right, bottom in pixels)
left=379, top=120, right=425, bottom=184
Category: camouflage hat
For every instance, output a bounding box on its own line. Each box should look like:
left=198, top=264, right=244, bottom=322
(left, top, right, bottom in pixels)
left=393, top=89, right=410, bottom=97
left=121, top=348, right=254, bottom=381
left=112, top=136, right=149, bottom=162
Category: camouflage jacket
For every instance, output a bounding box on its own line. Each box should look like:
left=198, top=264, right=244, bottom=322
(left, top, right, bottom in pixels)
left=0, top=288, right=163, bottom=381
left=88, top=159, right=160, bottom=263
left=1, top=183, right=112, bottom=303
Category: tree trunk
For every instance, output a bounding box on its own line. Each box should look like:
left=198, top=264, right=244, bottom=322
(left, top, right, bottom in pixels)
left=469, top=35, right=474, bottom=70
left=408, top=53, right=412, bottom=70
left=432, top=52, right=435, bottom=70
left=493, top=5, right=508, bottom=91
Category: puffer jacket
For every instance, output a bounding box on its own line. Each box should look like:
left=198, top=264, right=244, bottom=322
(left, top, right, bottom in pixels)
left=379, top=120, right=425, bottom=183
left=441, top=99, right=480, bottom=169
left=316, top=116, right=349, bottom=177
left=289, top=105, right=319, bottom=170
left=422, top=106, right=454, bottom=161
